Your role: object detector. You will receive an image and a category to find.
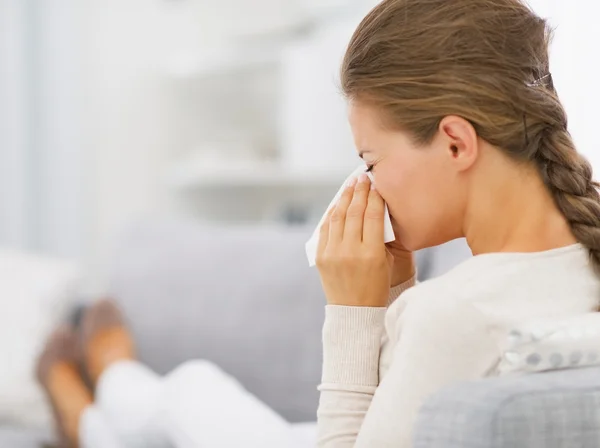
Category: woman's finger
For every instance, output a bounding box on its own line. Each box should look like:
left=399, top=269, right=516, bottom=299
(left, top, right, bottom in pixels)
left=317, top=207, right=334, bottom=257
left=329, top=178, right=357, bottom=244
left=344, top=174, right=370, bottom=242
left=363, top=187, right=386, bottom=246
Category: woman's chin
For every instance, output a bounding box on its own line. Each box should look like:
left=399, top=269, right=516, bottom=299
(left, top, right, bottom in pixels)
left=402, top=233, right=456, bottom=252
left=396, top=235, right=422, bottom=252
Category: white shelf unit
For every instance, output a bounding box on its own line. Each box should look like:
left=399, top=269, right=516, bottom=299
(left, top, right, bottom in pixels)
left=167, top=159, right=350, bottom=190
left=166, top=159, right=351, bottom=225
left=160, top=5, right=364, bottom=224
left=164, top=42, right=283, bottom=80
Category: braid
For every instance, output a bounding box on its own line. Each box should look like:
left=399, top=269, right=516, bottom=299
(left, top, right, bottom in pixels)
left=535, top=128, right=600, bottom=273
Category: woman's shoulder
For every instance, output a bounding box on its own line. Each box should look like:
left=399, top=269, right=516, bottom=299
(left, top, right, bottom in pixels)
left=398, top=243, right=599, bottom=324
left=413, top=243, right=590, bottom=293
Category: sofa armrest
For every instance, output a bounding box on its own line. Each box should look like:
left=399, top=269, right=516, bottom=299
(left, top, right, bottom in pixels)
left=414, top=366, right=600, bottom=448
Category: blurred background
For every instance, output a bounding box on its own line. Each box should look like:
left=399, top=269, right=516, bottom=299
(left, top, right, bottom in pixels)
left=1, top=0, right=600, bottom=444
left=1, top=0, right=387, bottom=296
left=0, top=0, right=598, bottom=294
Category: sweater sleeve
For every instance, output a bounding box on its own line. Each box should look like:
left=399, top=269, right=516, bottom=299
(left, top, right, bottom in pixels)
left=317, top=293, right=501, bottom=448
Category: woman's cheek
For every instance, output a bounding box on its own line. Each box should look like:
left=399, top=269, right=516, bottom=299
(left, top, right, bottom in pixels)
left=373, top=175, right=401, bottom=209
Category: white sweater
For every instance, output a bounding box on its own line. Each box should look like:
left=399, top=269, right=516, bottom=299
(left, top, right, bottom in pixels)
left=317, top=244, right=600, bottom=447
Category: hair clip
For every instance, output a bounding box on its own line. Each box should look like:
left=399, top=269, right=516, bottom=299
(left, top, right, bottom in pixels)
left=526, top=73, right=553, bottom=88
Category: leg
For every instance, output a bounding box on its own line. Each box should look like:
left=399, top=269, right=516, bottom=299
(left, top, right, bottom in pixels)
left=91, top=360, right=171, bottom=447
left=161, top=360, right=303, bottom=448
left=81, top=300, right=304, bottom=447
left=37, top=327, right=93, bottom=448
left=79, top=406, right=124, bottom=448
left=81, top=301, right=170, bottom=448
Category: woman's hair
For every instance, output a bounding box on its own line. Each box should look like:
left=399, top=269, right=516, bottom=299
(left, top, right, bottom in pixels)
left=341, top=0, right=600, bottom=272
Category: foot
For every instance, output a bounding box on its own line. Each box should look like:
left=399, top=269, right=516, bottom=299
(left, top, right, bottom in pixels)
left=81, top=299, right=135, bottom=388
left=37, top=326, right=92, bottom=448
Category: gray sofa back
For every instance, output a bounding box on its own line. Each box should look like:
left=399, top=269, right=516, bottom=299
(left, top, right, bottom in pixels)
left=415, top=366, right=600, bottom=448
left=109, top=221, right=325, bottom=422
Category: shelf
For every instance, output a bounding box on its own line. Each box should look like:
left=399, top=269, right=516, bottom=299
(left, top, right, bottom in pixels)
left=165, top=45, right=281, bottom=79
left=163, top=22, right=310, bottom=80
left=167, top=160, right=350, bottom=190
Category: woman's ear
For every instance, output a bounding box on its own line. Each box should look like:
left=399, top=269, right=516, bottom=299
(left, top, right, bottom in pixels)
left=439, top=116, right=478, bottom=172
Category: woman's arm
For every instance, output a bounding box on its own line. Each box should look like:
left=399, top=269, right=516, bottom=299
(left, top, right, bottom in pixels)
left=316, top=277, right=415, bottom=447
left=317, top=295, right=501, bottom=448
left=318, top=305, right=386, bottom=447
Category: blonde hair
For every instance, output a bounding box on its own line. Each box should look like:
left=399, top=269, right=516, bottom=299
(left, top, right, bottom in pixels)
left=342, top=0, right=600, bottom=272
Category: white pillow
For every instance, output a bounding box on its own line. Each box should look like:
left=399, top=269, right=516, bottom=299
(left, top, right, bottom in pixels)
left=499, top=313, right=600, bottom=375
left=0, top=249, right=80, bottom=428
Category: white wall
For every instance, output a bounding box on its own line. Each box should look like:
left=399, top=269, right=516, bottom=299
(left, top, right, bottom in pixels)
left=536, top=0, right=600, bottom=170
left=34, top=1, right=87, bottom=260
left=0, top=0, right=87, bottom=259
left=82, top=0, right=183, bottom=294
left=0, top=1, right=33, bottom=249
left=0, top=0, right=211, bottom=294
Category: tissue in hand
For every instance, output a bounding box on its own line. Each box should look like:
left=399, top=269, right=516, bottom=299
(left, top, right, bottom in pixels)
left=305, top=165, right=396, bottom=267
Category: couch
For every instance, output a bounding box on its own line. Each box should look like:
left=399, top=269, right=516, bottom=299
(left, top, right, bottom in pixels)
left=3, top=220, right=599, bottom=447
left=414, top=365, right=600, bottom=447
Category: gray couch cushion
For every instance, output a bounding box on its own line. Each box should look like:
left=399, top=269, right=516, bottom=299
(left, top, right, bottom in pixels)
left=0, top=427, right=51, bottom=447
left=414, top=366, right=600, bottom=448
left=109, top=221, right=325, bottom=422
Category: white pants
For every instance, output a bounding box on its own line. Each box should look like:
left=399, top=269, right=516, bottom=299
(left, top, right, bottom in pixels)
left=79, top=360, right=308, bottom=448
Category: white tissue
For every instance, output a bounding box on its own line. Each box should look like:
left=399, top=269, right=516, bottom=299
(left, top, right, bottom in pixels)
left=306, top=164, right=396, bottom=267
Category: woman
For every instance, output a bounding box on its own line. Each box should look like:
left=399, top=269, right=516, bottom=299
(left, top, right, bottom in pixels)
left=315, top=0, right=600, bottom=446
left=38, top=0, right=600, bottom=447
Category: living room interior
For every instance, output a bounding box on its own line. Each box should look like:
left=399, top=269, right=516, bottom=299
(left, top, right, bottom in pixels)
left=1, top=0, right=600, bottom=446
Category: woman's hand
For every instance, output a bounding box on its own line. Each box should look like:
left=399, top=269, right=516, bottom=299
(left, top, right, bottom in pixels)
left=316, top=174, right=395, bottom=307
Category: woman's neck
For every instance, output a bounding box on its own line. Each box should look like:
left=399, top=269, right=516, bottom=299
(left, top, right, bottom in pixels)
left=464, top=164, right=577, bottom=256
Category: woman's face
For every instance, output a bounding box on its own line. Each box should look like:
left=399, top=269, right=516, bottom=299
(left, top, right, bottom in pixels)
left=348, top=102, right=466, bottom=251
